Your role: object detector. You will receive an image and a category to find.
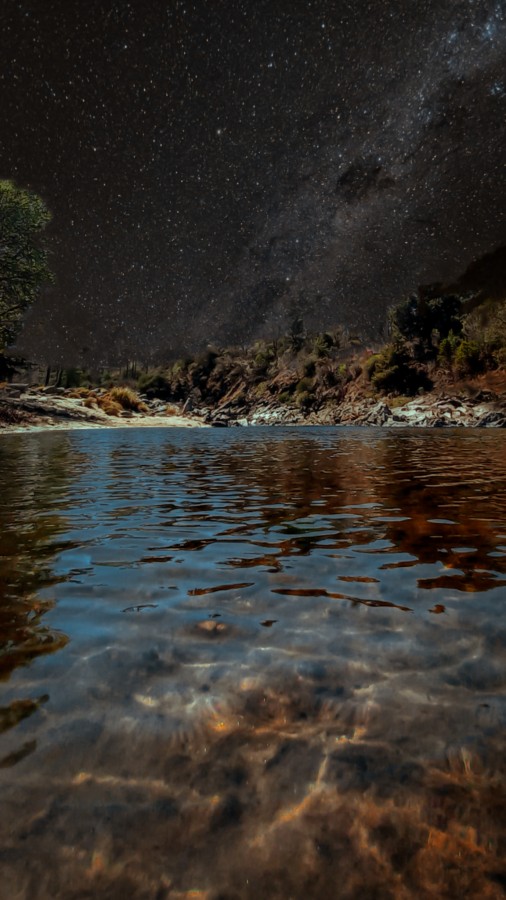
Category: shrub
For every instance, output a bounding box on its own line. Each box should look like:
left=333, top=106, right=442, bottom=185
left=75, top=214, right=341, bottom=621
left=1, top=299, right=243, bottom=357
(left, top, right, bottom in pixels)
left=295, top=390, right=312, bottom=409
left=389, top=293, right=463, bottom=349
left=300, top=356, right=316, bottom=378
left=312, top=332, right=334, bottom=358
left=437, top=331, right=462, bottom=366
left=100, top=399, right=123, bottom=416
left=454, top=340, right=482, bottom=376
left=137, top=369, right=172, bottom=399
left=171, top=358, right=192, bottom=376
left=253, top=350, right=273, bottom=374
left=463, top=299, right=506, bottom=352
left=68, top=386, right=89, bottom=399
left=295, top=377, right=314, bottom=394
left=253, top=380, right=269, bottom=397
left=106, top=386, right=146, bottom=411
left=493, top=346, right=506, bottom=368
left=366, top=345, right=432, bottom=395
left=194, top=349, right=218, bottom=375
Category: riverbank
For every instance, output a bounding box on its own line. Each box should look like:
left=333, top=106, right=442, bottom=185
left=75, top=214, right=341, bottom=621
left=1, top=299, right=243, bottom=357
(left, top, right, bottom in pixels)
left=0, top=386, right=207, bottom=433
left=1, top=376, right=506, bottom=431
left=221, top=389, right=506, bottom=428
left=191, top=368, right=506, bottom=428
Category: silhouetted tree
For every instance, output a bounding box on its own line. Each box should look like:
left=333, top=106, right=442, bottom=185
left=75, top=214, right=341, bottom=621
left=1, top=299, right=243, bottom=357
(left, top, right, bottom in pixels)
left=389, top=290, right=463, bottom=353
left=0, top=180, right=52, bottom=351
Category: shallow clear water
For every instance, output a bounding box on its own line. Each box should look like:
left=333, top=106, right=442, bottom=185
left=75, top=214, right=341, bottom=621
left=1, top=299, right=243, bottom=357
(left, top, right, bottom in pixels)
left=1, top=426, right=505, bottom=898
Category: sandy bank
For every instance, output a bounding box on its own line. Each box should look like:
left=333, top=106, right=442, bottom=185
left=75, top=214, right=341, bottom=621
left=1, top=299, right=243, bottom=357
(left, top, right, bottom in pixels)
left=0, top=388, right=208, bottom=434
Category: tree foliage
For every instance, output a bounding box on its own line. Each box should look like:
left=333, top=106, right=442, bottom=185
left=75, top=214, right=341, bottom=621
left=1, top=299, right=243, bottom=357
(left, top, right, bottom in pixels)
left=365, top=344, right=433, bottom=395
left=389, top=292, right=463, bottom=350
left=0, top=179, right=52, bottom=351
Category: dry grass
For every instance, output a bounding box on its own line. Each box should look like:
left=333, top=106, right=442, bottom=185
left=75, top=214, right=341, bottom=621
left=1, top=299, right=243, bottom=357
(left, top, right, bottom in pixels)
left=163, top=403, right=180, bottom=416
left=67, top=387, right=93, bottom=398
left=80, top=387, right=148, bottom=416
left=99, top=399, right=123, bottom=416
left=105, top=386, right=147, bottom=412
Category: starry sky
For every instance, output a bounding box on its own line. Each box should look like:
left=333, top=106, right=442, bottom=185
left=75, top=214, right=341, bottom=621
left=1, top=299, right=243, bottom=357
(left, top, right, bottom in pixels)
left=1, top=0, right=505, bottom=364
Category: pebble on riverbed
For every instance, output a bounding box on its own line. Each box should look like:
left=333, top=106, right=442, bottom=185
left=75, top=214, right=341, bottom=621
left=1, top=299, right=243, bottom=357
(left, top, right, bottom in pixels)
left=196, top=619, right=228, bottom=636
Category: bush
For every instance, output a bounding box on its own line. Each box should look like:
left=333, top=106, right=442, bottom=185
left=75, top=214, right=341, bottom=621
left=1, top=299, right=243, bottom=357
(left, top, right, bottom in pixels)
left=69, top=386, right=92, bottom=398
left=366, top=345, right=432, bottom=395
left=194, top=349, right=218, bottom=375
left=437, top=331, right=462, bottom=366
left=106, top=386, right=146, bottom=411
left=253, top=350, right=273, bottom=374
left=253, top=380, right=269, bottom=397
left=295, top=377, right=314, bottom=394
left=312, top=332, right=334, bottom=358
left=100, top=399, right=123, bottom=417
left=454, top=340, right=482, bottom=376
left=300, top=356, right=316, bottom=378
left=295, top=390, right=312, bottom=409
left=463, top=299, right=506, bottom=352
left=389, top=292, right=463, bottom=349
left=137, top=369, right=172, bottom=399
left=492, top=346, right=506, bottom=368
left=171, top=358, right=192, bottom=376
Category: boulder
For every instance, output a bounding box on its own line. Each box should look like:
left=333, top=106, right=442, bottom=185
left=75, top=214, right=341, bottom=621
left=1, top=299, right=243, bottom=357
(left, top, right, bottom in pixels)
left=476, top=411, right=506, bottom=428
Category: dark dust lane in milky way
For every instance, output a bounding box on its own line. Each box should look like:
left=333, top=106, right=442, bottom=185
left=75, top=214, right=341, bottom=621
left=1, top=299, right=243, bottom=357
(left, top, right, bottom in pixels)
left=0, top=0, right=505, bottom=361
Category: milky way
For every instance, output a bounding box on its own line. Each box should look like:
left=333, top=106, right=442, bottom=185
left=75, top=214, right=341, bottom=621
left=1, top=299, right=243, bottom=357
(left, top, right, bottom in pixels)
left=1, top=0, right=505, bottom=363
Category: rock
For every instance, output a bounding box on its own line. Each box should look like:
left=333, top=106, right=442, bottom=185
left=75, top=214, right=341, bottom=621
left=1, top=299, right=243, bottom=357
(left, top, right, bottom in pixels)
left=476, top=411, right=506, bottom=427
left=210, top=416, right=230, bottom=427
left=472, top=390, right=497, bottom=403
left=196, top=620, right=227, bottom=635
left=363, top=402, right=392, bottom=425
left=432, top=417, right=450, bottom=427
left=2, top=387, right=23, bottom=397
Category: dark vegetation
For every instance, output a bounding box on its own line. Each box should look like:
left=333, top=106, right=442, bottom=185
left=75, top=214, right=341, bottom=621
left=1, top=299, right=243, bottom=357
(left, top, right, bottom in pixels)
left=0, top=180, right=52, bottom=361
left=125, top=249, right=506, bottom=417
left=0, top=177, right=505, bottom=421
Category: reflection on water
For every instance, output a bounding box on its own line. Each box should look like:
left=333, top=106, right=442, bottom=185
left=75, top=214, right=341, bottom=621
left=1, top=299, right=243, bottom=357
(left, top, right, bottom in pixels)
left=0, top=427, right=505, bottom=898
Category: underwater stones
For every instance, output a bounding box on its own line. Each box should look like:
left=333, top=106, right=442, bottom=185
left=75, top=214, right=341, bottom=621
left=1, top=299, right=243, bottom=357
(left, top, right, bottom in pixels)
left=196, top=620, right=228, bottom=636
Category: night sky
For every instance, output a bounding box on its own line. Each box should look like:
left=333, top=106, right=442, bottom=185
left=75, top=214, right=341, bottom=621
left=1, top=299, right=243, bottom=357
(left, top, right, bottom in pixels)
left=1, top=0, right=505, bottom=364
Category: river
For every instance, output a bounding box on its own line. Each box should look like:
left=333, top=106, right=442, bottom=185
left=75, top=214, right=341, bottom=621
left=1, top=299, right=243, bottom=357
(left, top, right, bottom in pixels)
left=1, top=426, right=505, bottom=898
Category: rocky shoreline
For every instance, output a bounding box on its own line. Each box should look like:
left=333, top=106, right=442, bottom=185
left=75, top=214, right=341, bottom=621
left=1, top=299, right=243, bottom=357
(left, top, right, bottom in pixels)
left=174, top=387, right=506, bottom=428
left=1, top=382, right=506, bottom=432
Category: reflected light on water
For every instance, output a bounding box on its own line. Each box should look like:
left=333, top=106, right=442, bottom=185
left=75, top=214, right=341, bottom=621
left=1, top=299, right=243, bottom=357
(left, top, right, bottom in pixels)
left=0, top=426, right=505, bottom=898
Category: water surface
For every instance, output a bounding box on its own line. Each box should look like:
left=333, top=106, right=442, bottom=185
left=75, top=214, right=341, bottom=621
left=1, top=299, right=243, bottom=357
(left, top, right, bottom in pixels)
left=1, top=427, right=505, bottom=898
